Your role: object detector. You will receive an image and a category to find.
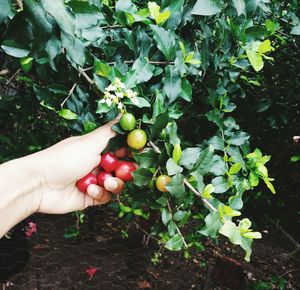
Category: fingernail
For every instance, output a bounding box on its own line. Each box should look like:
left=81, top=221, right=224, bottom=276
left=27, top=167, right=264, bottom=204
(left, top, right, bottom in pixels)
left=105, top=177, right=118, bottom=191
left=88, top=185, right=100, bottom=197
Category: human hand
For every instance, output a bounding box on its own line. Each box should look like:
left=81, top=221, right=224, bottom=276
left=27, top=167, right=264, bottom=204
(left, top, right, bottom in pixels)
left=35, top=119, right=125, bottom=214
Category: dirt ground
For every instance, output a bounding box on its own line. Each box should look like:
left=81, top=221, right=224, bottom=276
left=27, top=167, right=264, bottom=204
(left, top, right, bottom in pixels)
left=0, top=204, right=299, bottom=290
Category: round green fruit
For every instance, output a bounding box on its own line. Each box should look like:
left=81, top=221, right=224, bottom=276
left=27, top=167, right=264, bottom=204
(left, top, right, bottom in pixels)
left=127, top=129, right=147, bottom=150
left=156, top=175, right=171, bottom=193
left=120, top=113, right=136, bottom=131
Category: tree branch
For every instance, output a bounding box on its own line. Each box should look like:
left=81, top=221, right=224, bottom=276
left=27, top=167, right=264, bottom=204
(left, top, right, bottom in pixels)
left=148, top=141, right=217, bottom=212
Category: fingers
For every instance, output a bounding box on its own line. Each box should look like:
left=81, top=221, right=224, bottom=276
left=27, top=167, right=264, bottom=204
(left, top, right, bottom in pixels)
left=83, top=117, right=121, bottom=154
left=104, top=177, right=125, bottom=194
left=86, top=184, right=112, bottom=204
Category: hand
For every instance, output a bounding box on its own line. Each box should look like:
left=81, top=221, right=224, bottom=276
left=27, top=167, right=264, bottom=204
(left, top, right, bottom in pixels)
left=36, top=119, right=125, bottom=214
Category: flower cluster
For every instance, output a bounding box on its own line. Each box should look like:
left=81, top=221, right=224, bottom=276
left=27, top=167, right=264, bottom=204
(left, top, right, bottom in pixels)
left=100, top=78, right=139, bottom=110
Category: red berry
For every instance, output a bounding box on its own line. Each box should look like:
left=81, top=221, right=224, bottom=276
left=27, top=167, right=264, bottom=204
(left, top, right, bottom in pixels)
left=97, top=171, right=113, bottom=187
left=99, top=152, right=119, bottom=172
left=115, top=161, right=137, bottom=182
left=114, top=147, right=128, bottom=159
left=76, top=173, right=97, bottom=193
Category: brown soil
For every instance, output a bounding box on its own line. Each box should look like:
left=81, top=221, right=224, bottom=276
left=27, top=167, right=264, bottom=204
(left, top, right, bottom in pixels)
left=0, top=206, right=299, bottom=290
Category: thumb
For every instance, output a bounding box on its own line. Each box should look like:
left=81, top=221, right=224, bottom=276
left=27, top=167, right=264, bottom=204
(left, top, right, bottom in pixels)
left=82, top=117, right=120, bottom=154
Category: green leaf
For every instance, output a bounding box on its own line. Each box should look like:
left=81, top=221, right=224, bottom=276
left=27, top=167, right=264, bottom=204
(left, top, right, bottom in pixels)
left=148, top=2, right=170, bottom=25
left=124, top=57, right=154, bottom=89
left=132, top=168, right=153, bottom=187
left=233, top=0, right=246, bottom=16
left=151, top=25, right=176, bottom=60
left=210, top=156, right=227, bottom=176
left=180, top=79, right=192, bottom=102
left=207, top=136, right=225, bottom=151
left=94, top=59, right=111, bottom=77
left=246, top=49, right=264, bottom=72
left=291, top=24, right=300, bottom=35
left=164, top=234, right=183, bottom=251
left=219, top=220, right=243, bottom=245
left=0, top=0, right=11, bottom=23
left=212, top=176, right=229, bottom=193
left=173, top=210, right=190, bottom=226
left=166, top=158, right=183, bottom=176
left=161, top=208, right=172, bottom=225
left=191, top=0, right=222, bottom=16
left=150, top=111, right=169, bottom=139
left=58, top=109, right=77, bottom=120
left=168, top=220, right=176, bottom=236
left=41, top=0, right=75, bottom=35
left=229, top=163, right=242, bottom=175
left=258, top=39, right=272, bottom=54
left=179, top=147, right=201, bottom=170
left=133, top=148, right=159, bottom=168
left=249, top=171, right=259, bottom=187
left=227, top=132, right=250, bottom=146
left=199, top=211, right=222, bottom=238
left=203, top=184, right=215, bottom=199
left=263, top=178, right=276, bottom=194
left=163, top=66, right=182, bottom=103
left=290, top=155, right=300, bottom=162
left=1, top=40, right=30, bottom=58
left=193, top=145, right=214, bottom=175
left=166, top=174, right=185, bottom=198
left=61, top=32, right=86, bottom=66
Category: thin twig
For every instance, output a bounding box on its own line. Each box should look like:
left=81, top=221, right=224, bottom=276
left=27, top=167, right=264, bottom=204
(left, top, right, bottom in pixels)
left=148, top=141, right=217, bottom=212
left=166, top=200, right=188, bottom=248
left=278, top=269, right=298, bottom=279
left=133, top=221, right=161, bottom=243
left=100, top=24, right=123, bottom=29
left=61, top=82, right=78, bottom=108
left=78, top=67, right=94, bottom=85
left=6, top=69, right=21, bottom=86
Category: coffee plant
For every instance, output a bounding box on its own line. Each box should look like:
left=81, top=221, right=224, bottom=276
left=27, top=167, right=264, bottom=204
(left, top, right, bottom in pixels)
left=0, top=0, right=299, bottom=261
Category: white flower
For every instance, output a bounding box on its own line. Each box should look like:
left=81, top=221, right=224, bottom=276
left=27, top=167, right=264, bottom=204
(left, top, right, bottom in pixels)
left=117, top=102, right=124, bottom=110
left=106, top=84, right=116, bottom=91
left=105, top=98, right=112, bottom=106
left=115, top=91, right=124, bottom=99
left=126, top=89, right=137, bottom=99
left=114, top=78, right=122, bottom=87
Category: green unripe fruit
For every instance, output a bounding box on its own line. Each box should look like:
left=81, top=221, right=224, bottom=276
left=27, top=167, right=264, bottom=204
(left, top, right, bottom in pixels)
left=127, top=129, right=147, bottom=150
left=20, top=57, right=33, bottom=73
left=156, top=175, right=171, bottom=192
left=120, top=113, right=136, bottom=131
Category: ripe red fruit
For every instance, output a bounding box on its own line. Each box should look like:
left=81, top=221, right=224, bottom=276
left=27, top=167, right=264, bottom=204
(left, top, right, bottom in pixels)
left=115, top=161, right=137, bottom=181
left=114, top=147, right=128, bottom=159
left=76, top=173, right=97, bottom=193
left=97, top=171, right=113, bottom=187
left=99, top=152, right=119, bottom=172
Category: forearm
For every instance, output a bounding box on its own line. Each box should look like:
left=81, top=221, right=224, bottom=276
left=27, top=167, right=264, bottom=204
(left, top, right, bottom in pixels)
left=0, top=154, right=42, bottom=238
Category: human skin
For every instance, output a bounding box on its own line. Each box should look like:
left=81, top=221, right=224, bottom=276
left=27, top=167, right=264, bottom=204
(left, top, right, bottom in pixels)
left=0, top=119, right=124, bottom=238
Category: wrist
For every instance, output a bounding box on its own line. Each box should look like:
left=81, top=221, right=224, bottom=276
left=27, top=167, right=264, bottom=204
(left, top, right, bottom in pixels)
left=0, top=153, right=43, bottom=237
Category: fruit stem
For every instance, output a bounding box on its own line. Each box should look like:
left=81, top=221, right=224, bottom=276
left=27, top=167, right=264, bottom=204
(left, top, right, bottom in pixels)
left=148, top=141, right=217, bottom=212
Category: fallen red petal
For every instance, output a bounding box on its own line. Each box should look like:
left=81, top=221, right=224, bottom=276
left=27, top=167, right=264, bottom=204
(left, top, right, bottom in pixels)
left=86, top=266, right=97, bottom=279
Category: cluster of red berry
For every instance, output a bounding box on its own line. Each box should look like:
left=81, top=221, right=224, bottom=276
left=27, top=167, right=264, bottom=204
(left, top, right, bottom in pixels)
left=76, top=112, right=172, bottom=193
left=76, top=150, right=138, bottom=193
left=76, top=113, right=143, bottom=193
